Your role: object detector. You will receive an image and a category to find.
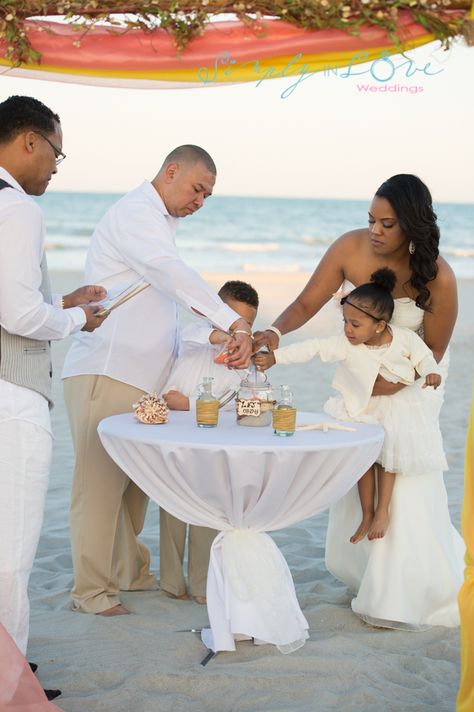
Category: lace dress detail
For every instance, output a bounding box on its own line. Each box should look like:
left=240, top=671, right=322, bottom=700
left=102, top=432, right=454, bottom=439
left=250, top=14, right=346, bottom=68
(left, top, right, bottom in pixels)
left=325, top=290, right=464, bottom=630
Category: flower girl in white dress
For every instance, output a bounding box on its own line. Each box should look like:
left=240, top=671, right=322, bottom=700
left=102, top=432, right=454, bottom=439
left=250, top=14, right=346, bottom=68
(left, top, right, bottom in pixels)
left=254, top=269, right=465, bottom=630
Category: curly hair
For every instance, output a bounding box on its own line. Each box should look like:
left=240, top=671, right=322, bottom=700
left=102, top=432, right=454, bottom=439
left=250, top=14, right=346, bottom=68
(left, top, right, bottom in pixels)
left=375, top=174, right=440, bottom=311
left=0, top=96, right=60, bottom=144
left=344, top=267, right=396, bottom=322
left=218, top=280, right=259, bottom=309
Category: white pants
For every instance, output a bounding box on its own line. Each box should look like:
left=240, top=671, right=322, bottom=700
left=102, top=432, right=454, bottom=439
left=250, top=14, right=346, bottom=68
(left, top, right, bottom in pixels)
left=0, top=419, right=52, bottom=655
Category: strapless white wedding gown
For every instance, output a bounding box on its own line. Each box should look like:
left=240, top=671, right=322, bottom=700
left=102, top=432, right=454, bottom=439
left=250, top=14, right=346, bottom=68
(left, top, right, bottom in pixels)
left=325, top=297, right=465, bottom=629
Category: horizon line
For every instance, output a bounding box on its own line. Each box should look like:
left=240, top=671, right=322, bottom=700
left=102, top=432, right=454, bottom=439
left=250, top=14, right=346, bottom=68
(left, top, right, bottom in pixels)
left=41, top=190, right=474, bottom=207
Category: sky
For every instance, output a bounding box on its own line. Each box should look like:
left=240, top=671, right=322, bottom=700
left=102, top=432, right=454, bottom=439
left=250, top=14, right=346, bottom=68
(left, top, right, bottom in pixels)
left=0, top=36, right=473, bottom=203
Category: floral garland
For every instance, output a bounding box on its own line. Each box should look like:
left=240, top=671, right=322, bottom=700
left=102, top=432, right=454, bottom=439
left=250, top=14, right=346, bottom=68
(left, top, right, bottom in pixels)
left=1, top=1, right=473, bottom=65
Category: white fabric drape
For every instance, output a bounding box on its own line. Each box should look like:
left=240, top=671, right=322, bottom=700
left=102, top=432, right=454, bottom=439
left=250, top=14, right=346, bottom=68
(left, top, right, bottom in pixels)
left=0, top=419, right=52, bottom=654
left=98, top=411, right=383, bottom=653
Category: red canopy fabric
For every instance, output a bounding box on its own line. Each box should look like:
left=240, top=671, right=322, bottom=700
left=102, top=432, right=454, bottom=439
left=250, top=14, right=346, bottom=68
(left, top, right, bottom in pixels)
left=0, top=13, right=442, bottom=88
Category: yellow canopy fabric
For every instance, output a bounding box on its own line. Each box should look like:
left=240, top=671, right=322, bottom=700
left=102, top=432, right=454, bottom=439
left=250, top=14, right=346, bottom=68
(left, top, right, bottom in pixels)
left=458, top=384, right=474, bottom=711
left=0, top=14, right=444, bottom=88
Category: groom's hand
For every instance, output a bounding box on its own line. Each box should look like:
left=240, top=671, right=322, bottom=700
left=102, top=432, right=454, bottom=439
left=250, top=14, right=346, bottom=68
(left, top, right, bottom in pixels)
left=62, top=285, right=108, bottom=308
left=225, top=318, right=253, bottom=368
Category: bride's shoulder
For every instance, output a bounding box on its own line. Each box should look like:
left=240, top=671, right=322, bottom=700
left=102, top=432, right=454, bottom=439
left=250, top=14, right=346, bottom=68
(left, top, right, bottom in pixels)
left=431, top=256, right=456, bottom=295
left=435, top=255, right=456, bottom=282
left=332, top=228, right=368, bottom=252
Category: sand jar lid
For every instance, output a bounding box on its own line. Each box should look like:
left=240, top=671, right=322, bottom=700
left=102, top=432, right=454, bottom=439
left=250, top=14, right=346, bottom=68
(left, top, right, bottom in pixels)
left=239, top=368, right=272, bottom=395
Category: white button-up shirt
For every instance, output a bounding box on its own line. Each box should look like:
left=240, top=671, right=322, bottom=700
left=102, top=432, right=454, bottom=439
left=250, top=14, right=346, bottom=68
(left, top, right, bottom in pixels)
left=0, top=167, right=86, bottom=431
left=62, top=180, right=240, bottom=393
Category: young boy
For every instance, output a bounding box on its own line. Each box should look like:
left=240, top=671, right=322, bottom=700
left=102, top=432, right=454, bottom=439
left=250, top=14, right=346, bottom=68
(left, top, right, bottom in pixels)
left=161, top=280, right=259, bottom=603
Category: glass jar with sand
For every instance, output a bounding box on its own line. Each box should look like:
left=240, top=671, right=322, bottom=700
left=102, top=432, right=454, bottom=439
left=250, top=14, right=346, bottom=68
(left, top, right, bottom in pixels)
left=273, top=384, right=297, bottom=437
left=196, top=377, right=219, bottom=428
left=236, top=367, right=275, bottom=427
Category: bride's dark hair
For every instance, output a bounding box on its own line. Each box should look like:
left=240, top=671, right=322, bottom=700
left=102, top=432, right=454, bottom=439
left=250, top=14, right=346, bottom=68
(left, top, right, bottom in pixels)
left=375, top=174, right=439, bottom=311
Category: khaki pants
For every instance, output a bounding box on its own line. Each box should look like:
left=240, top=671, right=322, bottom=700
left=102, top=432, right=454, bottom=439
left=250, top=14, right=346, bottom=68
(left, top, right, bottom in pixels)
left=159, top=510, right=216, bottom=598
left=64, top=375, right=157, bottom=613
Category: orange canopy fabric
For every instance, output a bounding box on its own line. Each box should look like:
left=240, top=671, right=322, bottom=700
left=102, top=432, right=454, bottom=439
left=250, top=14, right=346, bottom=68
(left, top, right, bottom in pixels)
left=0, top=13, right=441, bottom=88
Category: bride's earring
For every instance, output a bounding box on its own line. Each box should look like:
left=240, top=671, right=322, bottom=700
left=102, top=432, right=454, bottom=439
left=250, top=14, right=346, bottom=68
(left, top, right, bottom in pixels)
left=408, top=240, right=416, bottom=255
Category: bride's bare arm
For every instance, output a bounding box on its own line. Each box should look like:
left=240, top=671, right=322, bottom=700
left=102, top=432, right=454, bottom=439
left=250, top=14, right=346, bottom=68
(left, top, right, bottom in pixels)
left=371, top=376, right=406, bottom=396
left=372, top=259, right=457, bottom=396
left=254, top=234, right=352, bottom=350
left=423, top=258, right=458, bottom=363
left=276, top=239, right=349, bottom=330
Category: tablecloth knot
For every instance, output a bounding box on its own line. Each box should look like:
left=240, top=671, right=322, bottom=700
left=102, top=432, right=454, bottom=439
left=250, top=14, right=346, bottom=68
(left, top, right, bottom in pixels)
left=219, top=529, right=308, bottom=652
left=221, top=529, right=288, bottom=602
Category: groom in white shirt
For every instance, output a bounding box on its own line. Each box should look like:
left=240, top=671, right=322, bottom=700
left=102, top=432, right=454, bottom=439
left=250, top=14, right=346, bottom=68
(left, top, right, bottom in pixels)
left=62, top=145, right=253, bottom=615
left=0, top=95, right=107, bottom=695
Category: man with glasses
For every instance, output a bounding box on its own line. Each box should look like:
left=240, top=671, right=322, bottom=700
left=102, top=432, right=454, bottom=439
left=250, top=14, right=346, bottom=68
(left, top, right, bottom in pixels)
left=35, top=131, right=67, bottom=165
left=0, top=95, right=108, bottom=700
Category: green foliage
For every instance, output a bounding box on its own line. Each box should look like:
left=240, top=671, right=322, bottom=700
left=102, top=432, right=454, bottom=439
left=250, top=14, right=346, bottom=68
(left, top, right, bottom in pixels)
left=0, top=1, right=472, bottom=67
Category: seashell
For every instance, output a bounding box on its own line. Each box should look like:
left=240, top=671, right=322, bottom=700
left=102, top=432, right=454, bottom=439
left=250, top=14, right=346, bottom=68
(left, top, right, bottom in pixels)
left=133, top=392, right=169, bottom=424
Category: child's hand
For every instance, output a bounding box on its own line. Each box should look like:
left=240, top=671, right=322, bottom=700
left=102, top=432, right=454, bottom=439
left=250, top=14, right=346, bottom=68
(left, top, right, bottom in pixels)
left=422, top=373, right=442, bottom=389
left=163, top=390, right=190, bottom=410
left=253, top=350, right=276, bottom=371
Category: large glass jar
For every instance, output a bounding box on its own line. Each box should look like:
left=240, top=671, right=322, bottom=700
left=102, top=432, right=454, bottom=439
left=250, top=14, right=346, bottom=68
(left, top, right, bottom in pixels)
left=236, top=370, right=275, bottom=427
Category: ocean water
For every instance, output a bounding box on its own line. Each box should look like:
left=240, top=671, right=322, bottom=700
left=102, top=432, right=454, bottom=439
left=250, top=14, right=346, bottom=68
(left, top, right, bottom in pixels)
left=36, top=192, right=474, bottom=278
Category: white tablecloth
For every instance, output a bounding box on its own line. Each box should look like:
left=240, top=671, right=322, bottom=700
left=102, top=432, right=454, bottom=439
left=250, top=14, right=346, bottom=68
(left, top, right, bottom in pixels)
left=98, top=411, right=383, bottom=653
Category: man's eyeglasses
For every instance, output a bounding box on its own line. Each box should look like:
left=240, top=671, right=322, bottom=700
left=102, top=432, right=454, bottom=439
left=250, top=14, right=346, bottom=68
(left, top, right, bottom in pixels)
left=36, top=133, right=66, bottom=165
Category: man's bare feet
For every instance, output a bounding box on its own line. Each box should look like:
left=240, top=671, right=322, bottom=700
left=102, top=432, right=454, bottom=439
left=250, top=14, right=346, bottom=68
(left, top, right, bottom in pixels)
left=193, top=596, right=206, bottom=605
left=164, top=591, right=190, bottom=601
left=367, top=510, right=390, bottom=540
left=350, top=514, right=373, bottom=543
left=96, top=603, right=130, bottom=616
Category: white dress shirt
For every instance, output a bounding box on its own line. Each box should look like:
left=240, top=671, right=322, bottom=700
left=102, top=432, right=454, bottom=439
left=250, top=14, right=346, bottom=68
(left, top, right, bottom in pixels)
left=274, top=325, right=440, bottom=419
left=62, top=181, right=240, bottom=393
left=0, top=167, right=86, bottom=432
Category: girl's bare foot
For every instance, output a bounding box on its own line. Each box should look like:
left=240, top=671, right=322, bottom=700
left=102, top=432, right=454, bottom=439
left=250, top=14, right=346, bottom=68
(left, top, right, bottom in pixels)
left=350, top=514, right=373, bottom=543
left=193, top=596, right=206, bottom=605
left=367, top=510, right=390, bottom=540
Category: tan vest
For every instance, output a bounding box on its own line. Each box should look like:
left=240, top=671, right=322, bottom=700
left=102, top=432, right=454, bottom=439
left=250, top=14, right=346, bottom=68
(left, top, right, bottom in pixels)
left=0, top=180, right=54, bottom=407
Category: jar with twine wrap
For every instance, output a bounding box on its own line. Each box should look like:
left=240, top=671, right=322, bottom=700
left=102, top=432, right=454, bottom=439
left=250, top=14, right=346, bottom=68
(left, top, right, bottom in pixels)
left=273, top=385, right=296, bottom=437
left=196, top=376, right=219, bottom=428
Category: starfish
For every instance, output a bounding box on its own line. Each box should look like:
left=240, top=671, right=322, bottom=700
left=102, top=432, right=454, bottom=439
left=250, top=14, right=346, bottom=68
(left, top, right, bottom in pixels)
left=296, top=422, right=357, bottom=433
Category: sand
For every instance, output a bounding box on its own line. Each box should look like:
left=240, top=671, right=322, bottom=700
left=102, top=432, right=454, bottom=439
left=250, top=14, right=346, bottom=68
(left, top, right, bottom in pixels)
left=27, top=271, right=472, bottom=712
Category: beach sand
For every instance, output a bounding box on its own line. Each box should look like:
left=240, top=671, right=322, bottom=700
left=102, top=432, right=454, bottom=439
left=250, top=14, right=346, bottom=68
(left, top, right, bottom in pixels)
left=27, top=271, right=472, bottom=712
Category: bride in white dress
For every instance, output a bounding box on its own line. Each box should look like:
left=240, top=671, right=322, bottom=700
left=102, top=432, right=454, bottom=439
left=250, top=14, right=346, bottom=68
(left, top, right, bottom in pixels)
left=324, top=294, right=464, bottom=629
left=254, top=173, right=465, bottom=629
